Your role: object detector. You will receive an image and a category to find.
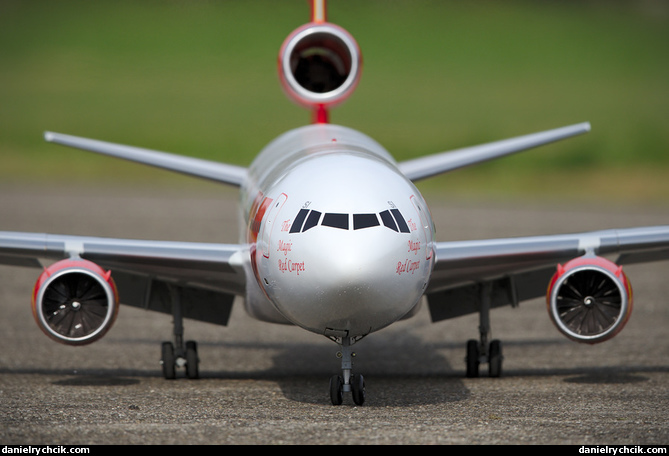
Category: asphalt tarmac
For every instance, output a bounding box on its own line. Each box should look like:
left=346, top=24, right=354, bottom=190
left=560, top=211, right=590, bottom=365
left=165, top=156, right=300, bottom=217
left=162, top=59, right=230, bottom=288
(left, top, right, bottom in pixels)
left=1, top=184, right=667, bottom=445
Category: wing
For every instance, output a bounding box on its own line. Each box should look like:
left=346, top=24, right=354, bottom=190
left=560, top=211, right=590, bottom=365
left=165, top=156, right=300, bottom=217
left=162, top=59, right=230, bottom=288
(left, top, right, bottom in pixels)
left=398, top=122, right=591, bottom=182
left=426, top=226, right=669, bottom=321
left=0, top=231, right=248, bottom=326
left=44, top=131, right=248, bottom=187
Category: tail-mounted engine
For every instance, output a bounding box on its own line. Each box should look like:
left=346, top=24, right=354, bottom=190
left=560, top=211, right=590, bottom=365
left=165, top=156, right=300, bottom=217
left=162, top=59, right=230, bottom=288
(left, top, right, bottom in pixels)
left=32, top=258, right=119, bottom=345
left=547, top=256, right=632, bottom=344
left=279, top=22, right=361, bottom=119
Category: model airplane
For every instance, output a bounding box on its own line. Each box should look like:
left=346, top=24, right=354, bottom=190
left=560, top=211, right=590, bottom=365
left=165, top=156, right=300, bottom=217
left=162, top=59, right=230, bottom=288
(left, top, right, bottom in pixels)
left=2, top=1, right=669, bottom=406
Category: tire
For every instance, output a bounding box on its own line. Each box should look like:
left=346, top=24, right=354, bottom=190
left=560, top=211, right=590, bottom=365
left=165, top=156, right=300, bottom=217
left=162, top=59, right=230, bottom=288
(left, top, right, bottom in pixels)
left=329, top=375, right=343, bottom=405
left=466, top=339, right=479, bottom=378
left=488, top=339, right=502, bottom=378
left=161, top=341, right=176, bottom=380
left=351, top=374, right=365, bottom=406
left=185, top=340, right=199, bottom=379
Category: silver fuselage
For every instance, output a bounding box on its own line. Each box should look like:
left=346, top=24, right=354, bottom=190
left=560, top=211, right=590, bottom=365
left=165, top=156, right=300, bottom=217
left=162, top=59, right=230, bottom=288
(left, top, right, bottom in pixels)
left=240, top=124, right=435, bottom=338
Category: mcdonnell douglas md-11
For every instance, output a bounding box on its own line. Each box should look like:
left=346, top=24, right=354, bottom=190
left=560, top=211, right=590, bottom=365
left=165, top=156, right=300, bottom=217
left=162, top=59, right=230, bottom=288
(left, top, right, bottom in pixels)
left=2, top=1, right=668, bottom=405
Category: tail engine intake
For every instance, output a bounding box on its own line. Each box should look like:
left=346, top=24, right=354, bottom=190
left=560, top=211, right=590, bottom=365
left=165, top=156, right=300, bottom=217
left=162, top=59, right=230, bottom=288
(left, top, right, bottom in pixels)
left=32, top=259, right=119, bottom=345
left=547, top=256, right=632, bottom=344
left=279, top=22, right=361, bottom=110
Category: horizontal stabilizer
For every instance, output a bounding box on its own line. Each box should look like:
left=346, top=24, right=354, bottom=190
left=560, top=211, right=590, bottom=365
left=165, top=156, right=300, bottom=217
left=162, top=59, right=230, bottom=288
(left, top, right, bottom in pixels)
left=44, top=131, right=248, bottom=187
left=398, top=122, right=591, bottom=182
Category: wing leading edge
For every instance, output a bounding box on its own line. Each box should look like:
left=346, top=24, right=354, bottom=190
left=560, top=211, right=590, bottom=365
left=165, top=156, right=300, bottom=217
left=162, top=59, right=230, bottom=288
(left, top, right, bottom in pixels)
left=426, top=225, right=669, bottom=321
left=44, top=122, right=590, bottom=188
left=0, top=231, right=247, bottom=326
left=44, top=132, right=248, bottom=187
left=398, top=122, right=591, bottom=182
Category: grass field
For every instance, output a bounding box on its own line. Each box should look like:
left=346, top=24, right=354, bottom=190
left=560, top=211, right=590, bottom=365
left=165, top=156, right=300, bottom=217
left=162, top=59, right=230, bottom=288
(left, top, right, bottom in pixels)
left=1, top=1, right=668, bottom=203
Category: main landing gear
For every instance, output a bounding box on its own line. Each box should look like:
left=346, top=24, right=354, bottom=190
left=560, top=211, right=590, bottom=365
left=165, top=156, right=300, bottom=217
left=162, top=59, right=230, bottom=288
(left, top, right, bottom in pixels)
left=329, top=336, right=365, bottom=406
left=465, top=282, right=503, bottom=378
left=160, top=285, right=200, bottom=380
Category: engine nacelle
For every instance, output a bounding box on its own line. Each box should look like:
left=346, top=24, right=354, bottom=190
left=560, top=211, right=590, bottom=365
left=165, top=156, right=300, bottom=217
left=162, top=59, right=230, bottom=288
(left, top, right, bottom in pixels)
left=547, top=256, right=632, bottom=344
left=32, top=258, right=119, bottom=346
left=279, top=22, right=361, bottom=111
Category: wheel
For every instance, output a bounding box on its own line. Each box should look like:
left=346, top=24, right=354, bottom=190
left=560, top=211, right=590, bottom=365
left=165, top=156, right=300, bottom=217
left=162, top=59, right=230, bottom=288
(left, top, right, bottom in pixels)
left=351, top=374, right=365, bottom=406
left=329, top=375, right=343, bottom=405
left=488, top=339, right=502, bottom=378
left=185, top=340, right=199, bottom=379
left=161, top=341, right=176, bottom=379
left=466, top=339, right=480, bottom=378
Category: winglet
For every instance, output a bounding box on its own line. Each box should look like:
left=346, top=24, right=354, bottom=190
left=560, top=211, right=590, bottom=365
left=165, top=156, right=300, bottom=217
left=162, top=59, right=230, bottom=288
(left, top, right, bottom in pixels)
left=398, top=122, right=591, bottom=182
left=44, top=131, right=247, bottom=187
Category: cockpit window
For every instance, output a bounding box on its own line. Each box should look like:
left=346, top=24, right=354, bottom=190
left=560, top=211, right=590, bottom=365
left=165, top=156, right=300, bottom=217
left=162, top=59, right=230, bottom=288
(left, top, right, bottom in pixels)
left=379, top=210, right=398, bottom=232
left=289, top=209, right=309, bottom=233
left=390, top=209, right=411, bottom=233
left=353, top=213, right=380, bottom=230
left=303, top=210, right=321, bottom=231
left=322, top=213, right=349, bottom=230
left=289, top=208, right=411, bottom=233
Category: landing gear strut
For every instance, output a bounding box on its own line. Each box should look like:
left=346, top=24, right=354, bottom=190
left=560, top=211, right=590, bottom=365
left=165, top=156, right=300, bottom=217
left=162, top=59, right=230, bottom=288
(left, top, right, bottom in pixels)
left=329, top=336, right=365, bottom=405
left=160, top=285, right=199, bottom=379
left=466, top=282, right=503, bottom=378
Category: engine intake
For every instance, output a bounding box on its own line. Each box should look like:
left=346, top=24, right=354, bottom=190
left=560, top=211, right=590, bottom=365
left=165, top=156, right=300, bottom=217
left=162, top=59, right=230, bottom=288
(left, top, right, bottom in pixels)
left=279, top=22, right=361, bottom=110
left=547, top=256, right=632, bottom=344
left=32, top=259, right=119, bottom=345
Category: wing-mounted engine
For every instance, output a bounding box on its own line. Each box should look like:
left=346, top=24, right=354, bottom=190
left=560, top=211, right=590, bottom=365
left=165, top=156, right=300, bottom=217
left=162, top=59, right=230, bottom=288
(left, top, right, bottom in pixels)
left=547, top=256, right=633, bottom=344
left=32, top=258, right=119, bottom=345
left=279, top=21, right=361, bottom=122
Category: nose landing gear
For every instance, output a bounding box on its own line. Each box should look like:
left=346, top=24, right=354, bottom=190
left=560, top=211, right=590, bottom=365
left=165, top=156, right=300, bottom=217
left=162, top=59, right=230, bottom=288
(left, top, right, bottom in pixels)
left=329, top=335, right=365, bottom=405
